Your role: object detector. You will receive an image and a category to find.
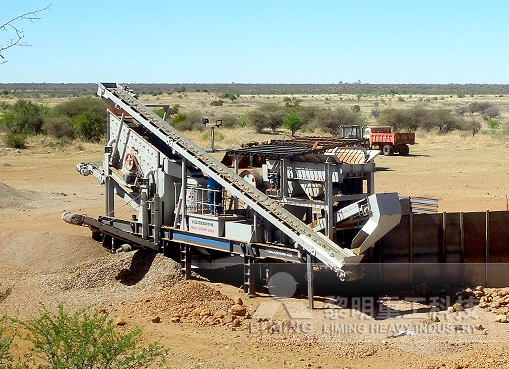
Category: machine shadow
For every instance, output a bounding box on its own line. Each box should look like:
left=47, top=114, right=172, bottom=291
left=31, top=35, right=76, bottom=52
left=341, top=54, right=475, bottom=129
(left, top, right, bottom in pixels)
left=116, top=249, right=157, bottom=286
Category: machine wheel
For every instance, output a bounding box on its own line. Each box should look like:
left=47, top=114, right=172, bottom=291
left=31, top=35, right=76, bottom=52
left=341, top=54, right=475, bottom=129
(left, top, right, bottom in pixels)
left=250, top=154, right=265, bottom=167
left=240, top=169, right=263, bottom=189
left=382, top=144, right=394, bottom=156
left=400, top=145, right=410, bottom=156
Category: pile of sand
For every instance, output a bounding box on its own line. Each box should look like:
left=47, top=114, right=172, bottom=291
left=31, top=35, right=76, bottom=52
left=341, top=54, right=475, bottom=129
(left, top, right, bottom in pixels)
left=0, top=182, right=36, bottom=209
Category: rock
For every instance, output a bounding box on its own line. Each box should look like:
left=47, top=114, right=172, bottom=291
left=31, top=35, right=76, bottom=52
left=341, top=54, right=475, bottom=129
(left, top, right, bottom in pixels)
left=282, top=319, right=292, bottom=329
left=214, top=310, right=226, bottom=319
left=432, top=316, right=440, bottom=322
left=453, top=303, right=464, bottom=312
left=231, top=304, right=246, bottom=316
left=224, top=314, right=235, bottom=323
left=171, top=316, right=180, bottom=323
left=115, top=317, right=126, bottom=326
left=474, top=324, right=484, bottom=330
left=193, top=308, right=201, bottom=317
left=232, top=318, right=241, bottom=327
left=447, top=306, right=455, bottom=313
left=473, top=290, right=484, bottom=298
left=199, top=308, right=211, bottom=317
left=99, top=308, right=107, bottom=314
left=475, top=285, right=484, bottom=292
left=151, top=316, right=161, bottom=323
left=495, top=315, right=508, bottom=323
left=234, top=297, right=243, bottom=306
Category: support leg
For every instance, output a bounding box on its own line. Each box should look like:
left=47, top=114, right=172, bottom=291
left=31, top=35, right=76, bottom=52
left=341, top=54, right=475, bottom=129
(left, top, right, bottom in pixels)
left=243, top=256, right=256, bottom=297
left=307, top=254, right=314, bottom=310
left=180, top=244, right=191, bottom=280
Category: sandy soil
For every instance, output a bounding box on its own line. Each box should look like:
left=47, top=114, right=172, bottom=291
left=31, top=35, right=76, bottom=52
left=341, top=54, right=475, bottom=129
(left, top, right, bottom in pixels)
left=1, top=131, right=508, bottom=369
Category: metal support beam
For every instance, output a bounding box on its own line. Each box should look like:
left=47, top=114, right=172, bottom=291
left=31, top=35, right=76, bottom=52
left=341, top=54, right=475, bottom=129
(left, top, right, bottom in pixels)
left=180, top=244, right=191, bottom=279
left=485, top=210, right=489, bottom=286
left=307, top=253, right=314, bottom=310
left=243, top=256, right=256, bottom=296
left=325, top=161, right=334, bottom=240
left=233, top=154, right=239, bottom=210
left=180, top=158, right=187, bottom=230
left=104, top=148, right=114, bottom=216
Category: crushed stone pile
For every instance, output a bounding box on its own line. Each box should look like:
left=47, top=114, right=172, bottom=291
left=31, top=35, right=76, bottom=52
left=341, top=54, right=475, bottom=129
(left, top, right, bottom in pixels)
left=46, top=249, right=182, bottom=291
left=113, top=280, right=254, bottom=330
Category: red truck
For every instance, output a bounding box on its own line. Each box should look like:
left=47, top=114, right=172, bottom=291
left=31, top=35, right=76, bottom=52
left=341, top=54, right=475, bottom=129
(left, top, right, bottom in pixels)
left=368, top=126, right=415, bottom=156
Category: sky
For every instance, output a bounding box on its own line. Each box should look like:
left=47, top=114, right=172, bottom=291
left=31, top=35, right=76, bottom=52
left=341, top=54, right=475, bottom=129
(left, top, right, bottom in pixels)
left=1, top=0, right=508, bottom=84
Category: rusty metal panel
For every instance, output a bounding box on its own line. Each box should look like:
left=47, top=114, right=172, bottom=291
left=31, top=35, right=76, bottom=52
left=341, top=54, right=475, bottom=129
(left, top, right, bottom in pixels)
left=463, top=212, right=486, bottom=263
left=412, top=213, right=441, bottom=259
left=487, top=211, right=509, bottom=263
left=380, top=214, right=410, bottom=259
left=444, top=213, right=462, bottom=263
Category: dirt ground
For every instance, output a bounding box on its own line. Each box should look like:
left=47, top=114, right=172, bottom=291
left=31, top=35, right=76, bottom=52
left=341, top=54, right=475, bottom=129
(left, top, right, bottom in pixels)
left=1, top=131, right=509, bottom=368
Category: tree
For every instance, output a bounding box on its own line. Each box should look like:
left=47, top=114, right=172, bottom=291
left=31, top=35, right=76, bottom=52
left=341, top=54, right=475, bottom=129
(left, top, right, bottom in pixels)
left=283, top=112, right=302, bottom=136
left=312, top=107, right=363, bottom=135
left=0, top=5, right=50, bottom=64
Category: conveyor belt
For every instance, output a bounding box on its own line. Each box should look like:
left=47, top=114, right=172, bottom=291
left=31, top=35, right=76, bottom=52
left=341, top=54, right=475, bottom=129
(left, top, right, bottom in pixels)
left=97, top=83, right=363, bottom=273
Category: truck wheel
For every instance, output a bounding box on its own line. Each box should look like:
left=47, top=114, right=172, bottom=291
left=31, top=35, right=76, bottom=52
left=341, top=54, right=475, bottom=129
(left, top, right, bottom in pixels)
left=382, top=145, right=394, bottom=156
left=400, top=145, right=410, bottom=156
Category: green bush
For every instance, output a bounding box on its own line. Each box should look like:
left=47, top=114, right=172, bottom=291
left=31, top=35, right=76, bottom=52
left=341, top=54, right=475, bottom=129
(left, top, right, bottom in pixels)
left=283, top=112, right=302, bottom=136
left=0, top=283, right=13, bottom=368
left=210, top=100, right=224, bottom=106
left=54, top=96, right=107, bottom=119
left=3, top=133, right=27, bottom=148
left=72, top=111, right=105, bottom=141
left=1, top=100, right=45, bottom=134
left=171, top=113, right=187, bottom=127
left=487, top=118, right=500, bottom=129
left=43, top=116, right=74, bottom=139
left=173, top=111, right=204, bottom=131
left=377, top=107, right=463, bottom=133
left=217, top=114, right=241, bottom=129
left=311, top=107, right=363, bottom=135
left=152, top=109, right=165, bottom=119
left=246, top=110, right=267, bottom=133
left=21, top=304, right=168, bottom=369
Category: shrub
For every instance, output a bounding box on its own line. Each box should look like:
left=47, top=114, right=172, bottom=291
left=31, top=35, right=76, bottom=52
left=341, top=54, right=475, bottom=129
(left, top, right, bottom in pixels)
left=72, top=111, right=105, bottom=141
left=152, top=109, right=165, bottom=119
left=487, top=118, right=500, bottom=129
left=210, top=100, right=224, bottom=106
left=54, top=96, right=107, bottom=119
left=283, top=112, right=302, bottom=136
left=311, top=107, right=363, bottom=135
left=21, top=304, right=168, bottom=369
left=43, top=116, right=74, bottom=139
left=0, top=284, right=13, bottom=368
left=3, top=133, right=27, bottom=149
left=171, top=113, right=187, bottom=127
left=217, top=114, right=240, bottom=129
left=376, top=108, right=413, bottom=132
left=1, top=100, right=45, bottom=134
left=173, top=111, right=204, bottom=131
left=351, top=105, right=360, bottom=112
left=246, top=110, right=268, bottom=133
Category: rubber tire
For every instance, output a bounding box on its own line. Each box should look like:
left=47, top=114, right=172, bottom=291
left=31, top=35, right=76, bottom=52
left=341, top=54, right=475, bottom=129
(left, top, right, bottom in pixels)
left=382, top=144, right=394, bottom=156
left=400, top=145, right=410, bottom=156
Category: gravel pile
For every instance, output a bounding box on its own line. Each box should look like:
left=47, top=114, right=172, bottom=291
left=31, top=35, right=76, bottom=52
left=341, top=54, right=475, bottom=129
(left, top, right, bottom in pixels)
left=46, top=249, right=182, bottom=291
left=473, top=286, right=509, bottom=322
left=112, top=280, right=259, bottom=330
